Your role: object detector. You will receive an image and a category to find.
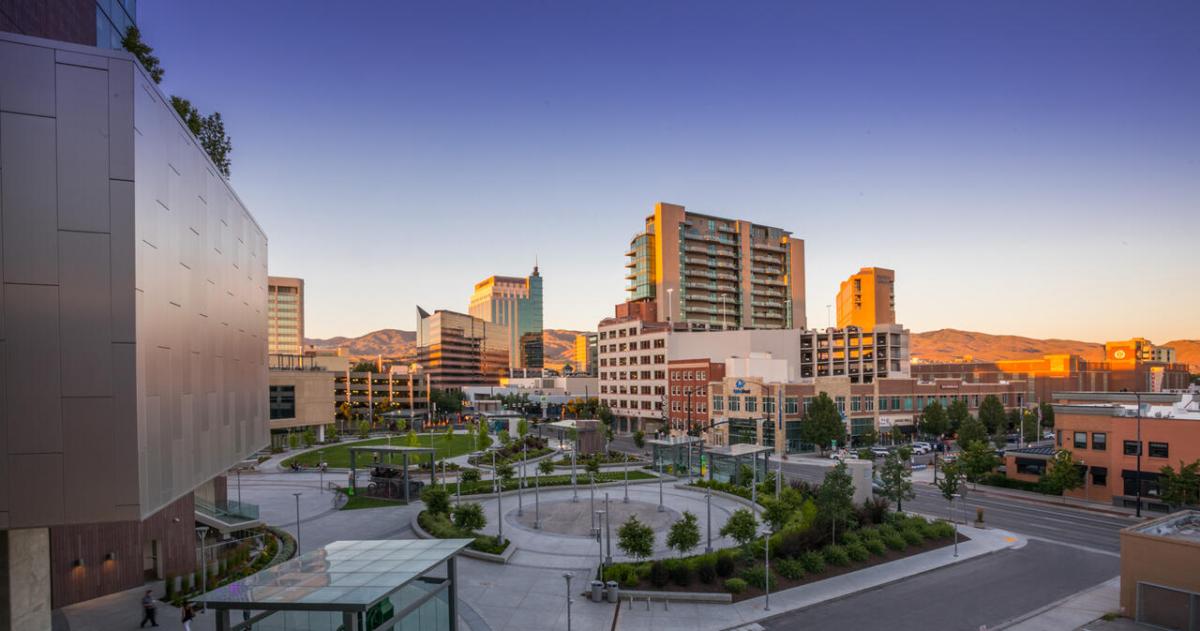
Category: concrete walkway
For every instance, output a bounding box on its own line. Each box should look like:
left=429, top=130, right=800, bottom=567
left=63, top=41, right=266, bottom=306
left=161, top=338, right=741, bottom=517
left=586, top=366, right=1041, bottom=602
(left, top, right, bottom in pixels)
left=610, top=524, right=1024, bottom=631
left=996, top=576, right=1122, bottom=631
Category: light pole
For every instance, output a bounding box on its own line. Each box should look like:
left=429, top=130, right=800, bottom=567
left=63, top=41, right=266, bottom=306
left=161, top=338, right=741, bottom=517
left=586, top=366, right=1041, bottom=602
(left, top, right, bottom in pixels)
left=534, top=464, right=541, bottom=529
left=563, top=573, right=574, bottom=631
left=496, top=455, right=504, bottom=544
left=657, top=456, right=664, bottom=512
left=604, top=493, right=612, bottom=565
left=595, top=510, right=605, bottom=580
left=623, top=461, right=629, bottom=504
left=195, top=526, right=210, bottom=610
left=518, top=442, right=526, bottom=517
left=705, top=486, right=713, bottom=553
left=764, top=523, right=772, bottom=612
left=951, top=493, right=961, bottom=557
left=236, top=467, right=243, bottom=504
left=590, top=476, right=596, bottom=536
left=292, top=493, right=302, bottom=556
left=571, top=448, right=578, bottom=503
left=318, top=451, right=324, bottom=493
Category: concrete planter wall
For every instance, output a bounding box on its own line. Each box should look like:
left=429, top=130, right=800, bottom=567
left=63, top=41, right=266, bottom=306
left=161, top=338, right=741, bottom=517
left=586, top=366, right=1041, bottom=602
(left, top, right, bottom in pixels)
left=409, top=513, right=517, bottom=564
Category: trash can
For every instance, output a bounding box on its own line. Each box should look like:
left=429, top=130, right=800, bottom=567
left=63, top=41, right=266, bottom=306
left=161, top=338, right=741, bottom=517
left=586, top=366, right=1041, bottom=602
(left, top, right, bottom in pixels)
left=590, top=580, right=604, bottom=602
left=606, top=581, right=619, bottom=603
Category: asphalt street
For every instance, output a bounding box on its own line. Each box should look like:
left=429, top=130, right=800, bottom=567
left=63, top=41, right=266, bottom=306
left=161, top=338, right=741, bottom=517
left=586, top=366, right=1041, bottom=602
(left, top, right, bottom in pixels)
left=758, top=540, right=1119, bottom=631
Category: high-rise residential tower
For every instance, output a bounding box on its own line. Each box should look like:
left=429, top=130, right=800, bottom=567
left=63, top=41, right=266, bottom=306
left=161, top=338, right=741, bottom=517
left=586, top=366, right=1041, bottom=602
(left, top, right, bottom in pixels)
left=624, top=202, right=805, bottom=331
left=469, top=266, right=543, bottom=371
left=268, top=276, right=304, bottom=355
left=836, top=267, right=895, bottom=332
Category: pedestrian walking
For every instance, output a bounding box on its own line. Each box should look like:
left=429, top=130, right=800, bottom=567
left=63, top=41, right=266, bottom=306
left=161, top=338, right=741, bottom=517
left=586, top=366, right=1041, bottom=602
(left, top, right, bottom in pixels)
left=139, top=589, right=159, bottom=627
left=181, top=602, right=196, bottom=631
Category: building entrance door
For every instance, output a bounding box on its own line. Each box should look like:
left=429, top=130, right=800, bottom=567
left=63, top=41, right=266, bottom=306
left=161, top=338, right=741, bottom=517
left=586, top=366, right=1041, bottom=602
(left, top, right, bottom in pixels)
left=143, top=539, right=160, bottom=580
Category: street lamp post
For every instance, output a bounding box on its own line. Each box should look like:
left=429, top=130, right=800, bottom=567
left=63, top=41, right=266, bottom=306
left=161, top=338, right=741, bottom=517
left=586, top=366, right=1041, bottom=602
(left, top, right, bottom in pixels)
left=496, top=455, right=504, bottom=544
left=595, top=510, right=605, bottom=580
left=705, top=485, right=713, bottom=553
left=236, top=467, right=243, bottom=504
left=292, top=493, right=302, bottom=556
left=534, top=465, right=541, bottom=529
left=951, top=493, right=961, bottom=557
left=590, top=476, right=596, bottom=536
left=604, top=493, right=612, bottom=565
left=623, top=461, right=629, bottom=504
left=563, top=573, right=574, bottom=631
left=518, top=442, right=526, bottom=517
left=764, top=524, right=772, bottom=612
left=657, top=456, right=664, bottom=512
left=571, top=447, right=578, bottom=503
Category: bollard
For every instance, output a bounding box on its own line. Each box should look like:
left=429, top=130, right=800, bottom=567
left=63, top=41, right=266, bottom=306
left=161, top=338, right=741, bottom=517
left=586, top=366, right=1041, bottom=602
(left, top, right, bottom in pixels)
left=628, top=596, right=632, bottom=610
left=645, top=597, right=650, bottom=611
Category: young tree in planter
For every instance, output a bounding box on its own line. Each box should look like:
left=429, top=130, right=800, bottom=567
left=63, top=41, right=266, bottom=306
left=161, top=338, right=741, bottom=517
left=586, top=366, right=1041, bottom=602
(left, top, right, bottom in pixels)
left=801, top=392, right=844, bottom=455
left=476, top=421, right=489, bottom=451
left=121, top=26, right=164, bottom=83
left=879, top=447, right=915, bottom=512
left=617, top=515, right=655, bottom=561
left=406, top=429, right=420, bottom=447
left=585, top=457, right=601, bottom=477
left=538, top=458, right=555, bottom=476
left=817, top=461, right=855, bottom=541
left=357, top=420, right=370, bottom=439
left=959, top=441, right=998, bottom=488
left=667, top=511, right=701, bottom=557
left=1039, top=403, right=1055, bottom=429
left=921, top=400, right=950, bottom=439
left=499, top=430, right=511, bottom=447
left=1040, top=449, right=1084, bottom=498
left=496, top=463, right=515, bottom=486
left=451, top=502, right=487, bottom=532
left=720, top=508, right=759, bottom=548
left=936, top=460, right=964, bottom=517
left=633, top=430, right=646, bottom=449
left=460, top=468, right=481, bottom=484
left=978, top=395, right=1006, bottom=435
left=517, top=418, right=529, bottom=438
left=420, top=486, right=451, bottom=516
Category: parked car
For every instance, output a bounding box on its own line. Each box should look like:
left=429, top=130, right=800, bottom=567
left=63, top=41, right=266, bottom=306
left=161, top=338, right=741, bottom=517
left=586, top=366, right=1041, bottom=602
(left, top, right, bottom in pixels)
left=870, top=448, right=891, bottom=459
left=1043, top=431, right=1054, bottom=440
left=910, top=442, right=932, bottom=455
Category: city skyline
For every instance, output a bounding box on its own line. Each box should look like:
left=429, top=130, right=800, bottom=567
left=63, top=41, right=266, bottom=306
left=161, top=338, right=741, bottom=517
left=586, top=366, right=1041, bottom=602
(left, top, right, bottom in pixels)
left=140, top=1, right=1198, bottom=342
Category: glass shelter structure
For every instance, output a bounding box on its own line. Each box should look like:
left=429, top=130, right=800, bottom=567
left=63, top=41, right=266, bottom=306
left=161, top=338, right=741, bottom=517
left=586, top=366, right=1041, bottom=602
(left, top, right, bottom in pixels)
left=647, top=436, right=704, bottom=479
left=702, top=443, right=771, bottom=485
left=203, top=539, right=472, bottom=630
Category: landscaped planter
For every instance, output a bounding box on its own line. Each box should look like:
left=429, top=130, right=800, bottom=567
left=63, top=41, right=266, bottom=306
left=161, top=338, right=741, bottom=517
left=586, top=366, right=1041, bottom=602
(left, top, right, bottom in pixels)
left=410, top=513, right=517, bottom=564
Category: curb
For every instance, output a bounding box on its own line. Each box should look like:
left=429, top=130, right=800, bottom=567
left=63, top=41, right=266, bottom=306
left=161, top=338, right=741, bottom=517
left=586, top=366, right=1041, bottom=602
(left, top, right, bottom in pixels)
left=989, top=576, right=1119, bottom=630
left=725, top=527, right=1020, bottom=630
left=621, top=589, right=732, bottom=604
left=409, top=513, right=517, bottom=564
left=455, top=475, right=667, bottom=501
left=938, top=483, right=1140, bottom=519
left=673, top=483, right=765, bottom=509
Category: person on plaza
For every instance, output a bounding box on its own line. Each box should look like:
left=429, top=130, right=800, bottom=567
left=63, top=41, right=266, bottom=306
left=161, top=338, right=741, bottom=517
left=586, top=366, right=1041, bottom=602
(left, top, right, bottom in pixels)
left=139, top=589, right=158, bottom=627
left=181, top=601, right=196, bottom=631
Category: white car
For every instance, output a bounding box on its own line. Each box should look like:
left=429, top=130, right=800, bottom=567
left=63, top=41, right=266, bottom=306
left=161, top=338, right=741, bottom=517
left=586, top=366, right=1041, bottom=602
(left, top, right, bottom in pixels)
left=910, top=442, right=932, bottom=455
left=870, top=448, right=891, bottom=459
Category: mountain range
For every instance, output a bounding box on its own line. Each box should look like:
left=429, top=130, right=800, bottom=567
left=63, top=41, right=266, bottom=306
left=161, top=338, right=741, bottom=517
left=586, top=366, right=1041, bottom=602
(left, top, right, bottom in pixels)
left=305, top=328, right=1199, bottom=371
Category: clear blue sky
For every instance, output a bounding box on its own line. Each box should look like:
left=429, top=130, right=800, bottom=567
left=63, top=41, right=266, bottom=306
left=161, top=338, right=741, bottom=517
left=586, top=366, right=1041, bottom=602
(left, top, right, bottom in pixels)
left=141, top=1, right=1199, bottom=342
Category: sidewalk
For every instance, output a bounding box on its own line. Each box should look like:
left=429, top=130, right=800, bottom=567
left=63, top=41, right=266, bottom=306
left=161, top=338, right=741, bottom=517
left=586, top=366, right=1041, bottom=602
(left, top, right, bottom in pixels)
left=917, top=476, right=1142, bottom=519
left=995, top=576, right=1121, bottom=631
left=611, top=524, right=1024, bottom=630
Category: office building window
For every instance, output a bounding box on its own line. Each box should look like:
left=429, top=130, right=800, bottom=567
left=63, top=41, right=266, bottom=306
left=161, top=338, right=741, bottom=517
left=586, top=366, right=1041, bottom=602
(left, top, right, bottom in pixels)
left=879, top=397, right=889, bottom=411
left=1091, top=433, right=1106, bottom=451
left=1073, top=432, right=1087, bottom=449
left=728, top=396, right=740, bottom=412
left=785, top=397, right=799, bottom=414
left=763, top=396, right=775, bottom=414
left=835, top=396, right=846, bottom=413
left=1123, top=440, right=1140, bottom=456
left=712, top=396, right=723, bottom=411
left=1091, top=467, right=1107, bottom=487
left=1149, top=442, right=1169, bottom=458
left=269, top=385, right=296, bottom=420
left=745, top=397, right=757, bottom=413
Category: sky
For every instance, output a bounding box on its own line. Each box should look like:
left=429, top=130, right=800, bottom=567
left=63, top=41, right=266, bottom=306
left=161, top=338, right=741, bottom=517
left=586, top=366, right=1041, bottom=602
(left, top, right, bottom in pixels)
left=140, top=1, right=1199, bottom=342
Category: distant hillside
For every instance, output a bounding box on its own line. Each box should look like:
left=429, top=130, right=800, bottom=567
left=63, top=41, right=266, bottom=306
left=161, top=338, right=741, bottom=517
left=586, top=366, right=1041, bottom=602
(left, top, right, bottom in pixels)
left=305, top=329, right=416, bottom=358
left=304, top=327, right=588, bottom=369
left=306, top=327, right=1198, bottom=371
left=912, top=329, right=1199, bottom=370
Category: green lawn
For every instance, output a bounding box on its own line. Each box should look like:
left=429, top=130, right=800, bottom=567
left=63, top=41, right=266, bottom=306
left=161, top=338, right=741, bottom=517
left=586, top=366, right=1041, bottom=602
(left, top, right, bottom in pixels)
left=455, top=470, right=656, bottom=496
left=339, top=493, right=404, bottom=511
left=281, top=433, right=490, bottom=469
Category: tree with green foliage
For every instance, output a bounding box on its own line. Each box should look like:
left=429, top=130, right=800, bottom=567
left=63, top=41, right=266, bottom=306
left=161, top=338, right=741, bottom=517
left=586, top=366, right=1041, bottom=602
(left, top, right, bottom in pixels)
left=633, top=430, right=645, bottom=449
left=517, top=418, right=529, bottom=438
left=420, top=486, right=451, bottom=515
left=496, top=463, right=515, bottom=484
left=357, top=420, right=370, bottom=439
left=1019, top=410, right=1040, bottom=443
left=451, top=502, right=486, bottom=531
left=325, top=424, right=338, bottom=443
left=585, top=457, right=601, bottom=477
left=121, top=26, right=163, bottom=83
left=406, top=429, right=419, bottom=447
left=1006, top=409, right=1022, bottom=434
left=801, top=392, right=845, bottom=455
left=946, top=399, right=970, bottom=434
left=169, top=97, right=232, bottom=177
left=1040, top=449, right=1083, bottom=497
left=667, top=511, right=701, bottom=557
left=538, top=458, right=555, bottom=475
left=879, top=447, right=915, bottom=512
left=817, top=461, right=856, bottom=541
left=921, top=400, right=950, bottom=438
left=475, top=421, right=489, bottom=451
left=499, top=430, right=511, bottom=446
left=720, top=508, right=759, bottom=548
left=859, top=427, right=879, bottom=448
left=338, top=402, right=355, bottom=424
left=762, top=498, right=795, bottom=532
left=959, top=441, right=998, bottom=487
left=935, top=460, right=964, bottom=517
left=1159, top=460, right=1200, bottom=508
left=617, top=515, right=655, bottom=560
left=978, top=395, right=1006, bottom=434
left=350, top=361, right=377, bottom=373
left=1039, top=402, right=1055, bottom=429
left=302, top=428, right=316, bottom=448
left=956, top=416, right=988, bottom=448
left=444, top=423, right=454, bottom=441
left=460, top=469, right=481, bottom=484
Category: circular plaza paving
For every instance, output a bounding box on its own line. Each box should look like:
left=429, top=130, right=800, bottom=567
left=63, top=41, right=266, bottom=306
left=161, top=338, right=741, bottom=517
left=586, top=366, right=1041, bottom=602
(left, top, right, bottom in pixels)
left=466, top=481, right=748, bottom=569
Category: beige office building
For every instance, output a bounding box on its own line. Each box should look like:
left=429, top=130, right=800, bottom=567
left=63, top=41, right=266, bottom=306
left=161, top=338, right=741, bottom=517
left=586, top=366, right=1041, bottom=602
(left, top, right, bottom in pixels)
left=836, top=267, right=895, bottom=332
left=625, top=202, right=805, bottom=330
left=416, top=307, right=510, bottom=388
left=268, top=276, right=304, bottom=355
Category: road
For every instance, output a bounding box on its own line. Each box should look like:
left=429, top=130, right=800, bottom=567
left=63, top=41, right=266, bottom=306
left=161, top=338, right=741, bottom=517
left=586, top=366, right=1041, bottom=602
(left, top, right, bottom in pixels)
left=758, top=540, right=1119, bottom=631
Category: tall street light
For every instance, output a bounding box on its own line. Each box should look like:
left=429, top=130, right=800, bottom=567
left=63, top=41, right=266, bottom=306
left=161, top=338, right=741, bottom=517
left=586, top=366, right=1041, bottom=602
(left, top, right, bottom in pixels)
left=292, top=493, right=302, bottom=557
left=563, top=572, right=574, bottom=631
left=705, top=485, right=713, bottom=553
left=195, top=526, right=210, bottom=611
